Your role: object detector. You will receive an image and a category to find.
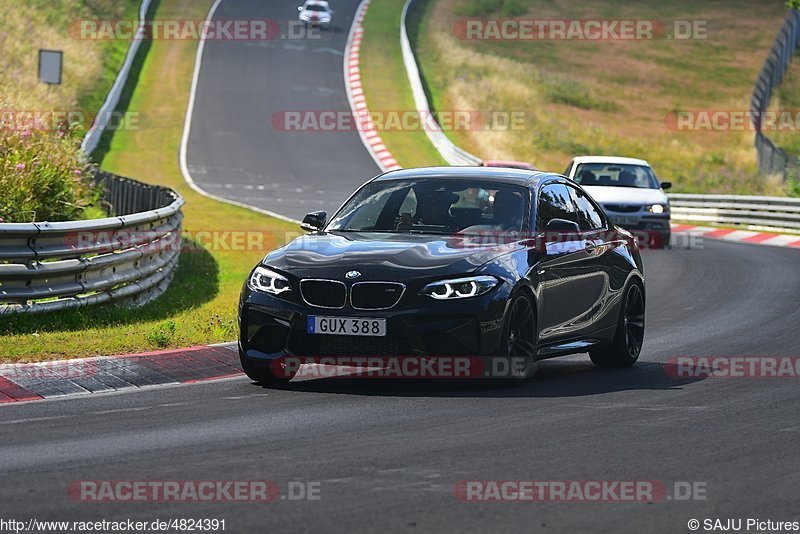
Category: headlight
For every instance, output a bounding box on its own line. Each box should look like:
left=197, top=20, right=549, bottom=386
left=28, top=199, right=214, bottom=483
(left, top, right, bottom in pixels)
left=248, top=265, right=291, bottom=295
left=420, top=275, right=499, bottom=300
left=647, top=204, right=667, bottom=214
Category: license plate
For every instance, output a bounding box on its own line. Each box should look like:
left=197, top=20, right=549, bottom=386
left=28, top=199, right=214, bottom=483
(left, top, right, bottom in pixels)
left=307, top=316, right=387, bottom=337
left=611, top=216, right=639, bottom=226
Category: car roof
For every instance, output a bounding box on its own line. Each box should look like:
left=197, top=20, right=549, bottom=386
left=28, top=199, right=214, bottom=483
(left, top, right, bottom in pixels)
left=304, top=0, right=329, bottom=6
left=570, top=155, right=650, bottom=167
left=371, top=166, right=559, bottom=188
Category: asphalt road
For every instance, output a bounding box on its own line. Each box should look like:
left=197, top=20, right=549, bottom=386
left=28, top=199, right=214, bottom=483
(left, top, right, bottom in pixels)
left=2, top=240, right=799, bottom=532
left=183, top=0, right=380, bottom=221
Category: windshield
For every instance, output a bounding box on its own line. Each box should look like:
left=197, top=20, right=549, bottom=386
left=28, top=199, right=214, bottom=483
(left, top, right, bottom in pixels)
left=573, top=163, right=660, bottom=189
left=326, top=178, right=528, bottom=235
left=305, top=4, right=328, bottom=11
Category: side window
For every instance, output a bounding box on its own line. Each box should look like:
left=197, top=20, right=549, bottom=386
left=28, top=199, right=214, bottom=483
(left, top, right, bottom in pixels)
left=399, top=188, right=417, bottom=215
left=537, top=184, right=578, bottom=232
left=568, top=186, right=605, bottom=231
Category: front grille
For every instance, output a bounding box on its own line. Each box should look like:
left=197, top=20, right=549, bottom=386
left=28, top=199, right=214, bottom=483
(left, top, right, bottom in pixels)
left=300, top=280, right=346, bottom=308
left=603, top=203, right=640, bottom=213
left=292, top=334, right=401, bottom=357
left=351, top=282, right=405, bottom=310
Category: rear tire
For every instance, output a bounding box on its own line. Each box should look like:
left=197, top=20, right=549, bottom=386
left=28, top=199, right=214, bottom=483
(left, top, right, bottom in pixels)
left=239, top=350, right=296, bottom=385
left=589, top=280, right=644, bottom=368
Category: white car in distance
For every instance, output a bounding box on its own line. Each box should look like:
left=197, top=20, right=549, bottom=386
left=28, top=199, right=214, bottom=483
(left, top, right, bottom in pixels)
left=564, top=156, right=672, bottom=248
left=297, top=0, right=333, bottom=28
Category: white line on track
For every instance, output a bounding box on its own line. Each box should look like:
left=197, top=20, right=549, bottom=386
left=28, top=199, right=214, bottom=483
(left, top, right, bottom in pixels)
left=178, top=0, right=300, bottom=224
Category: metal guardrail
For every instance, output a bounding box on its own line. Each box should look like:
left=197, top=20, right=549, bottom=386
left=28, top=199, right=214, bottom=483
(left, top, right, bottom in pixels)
left=81, top=0, right=152, bottom=156
left=750, top=9, right=800, bottom=178
left=669, top=193, right=800, bottom=232
left=400, top=0, right=482, bottom=166
left=0, top=172, right=184, bottom=315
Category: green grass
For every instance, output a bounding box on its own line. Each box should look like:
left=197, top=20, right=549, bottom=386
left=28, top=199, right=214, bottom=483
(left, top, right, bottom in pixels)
left=0, top=0, right=296, bottom=361
left=76, top=0, right=148, bottom=137
left=360, top=0, right=447, bottom=167
left=374, top=0, right=792, bottom=195
left=769, top=58, right=800, bottom=160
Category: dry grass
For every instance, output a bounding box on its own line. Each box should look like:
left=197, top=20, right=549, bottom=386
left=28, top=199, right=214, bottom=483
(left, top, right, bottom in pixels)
left=0, top=0, right=139, bottom=115
left=413, top=0, right=791, bottom=194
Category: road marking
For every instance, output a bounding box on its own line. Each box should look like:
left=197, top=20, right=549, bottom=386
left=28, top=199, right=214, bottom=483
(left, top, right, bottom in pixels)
left=178, top=0, right=300, bottom=224
left=0, top=415, right=68, bottom=425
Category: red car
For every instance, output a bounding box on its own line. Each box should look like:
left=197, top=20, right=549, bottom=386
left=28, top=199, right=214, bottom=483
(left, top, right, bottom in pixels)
left=482, top=160, right=537, bottom=171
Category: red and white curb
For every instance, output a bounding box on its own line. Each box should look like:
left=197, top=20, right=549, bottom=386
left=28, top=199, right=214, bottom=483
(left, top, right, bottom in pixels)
left=344, top=0, right=402, bottom=172
left=0, top=343, right=243, bottom=404
left=672, top=224, right=800, bottom=249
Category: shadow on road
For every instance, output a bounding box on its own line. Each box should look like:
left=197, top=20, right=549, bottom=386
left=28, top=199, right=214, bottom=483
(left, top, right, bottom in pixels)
left=250, top=358, right=706, bottom=398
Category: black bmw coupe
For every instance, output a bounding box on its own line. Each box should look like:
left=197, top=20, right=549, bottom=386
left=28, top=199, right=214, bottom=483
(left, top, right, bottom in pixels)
left=238, top=167, right=645, bottom=384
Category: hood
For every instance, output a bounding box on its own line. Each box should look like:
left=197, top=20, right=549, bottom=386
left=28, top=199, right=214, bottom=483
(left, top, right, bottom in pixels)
left=263, top=231, right=524, bottom=280
left=581, top=186, right=668, bottom=206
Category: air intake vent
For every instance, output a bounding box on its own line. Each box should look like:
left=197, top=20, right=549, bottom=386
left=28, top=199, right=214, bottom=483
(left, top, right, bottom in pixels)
left=300, top=280, right=346, bottom=308
left=351, top=282, right=405, bottom=310
left=603, top=203, right=640, bottom=213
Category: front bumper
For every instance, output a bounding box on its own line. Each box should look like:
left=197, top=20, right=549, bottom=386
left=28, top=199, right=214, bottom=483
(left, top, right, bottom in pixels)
left=238, top=284, right=509, bottom=361
left=604, top=213, right=670, bottom=233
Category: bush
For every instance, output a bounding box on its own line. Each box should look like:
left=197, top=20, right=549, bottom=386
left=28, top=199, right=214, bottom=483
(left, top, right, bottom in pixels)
left=0, top=125, right=98, bottom=222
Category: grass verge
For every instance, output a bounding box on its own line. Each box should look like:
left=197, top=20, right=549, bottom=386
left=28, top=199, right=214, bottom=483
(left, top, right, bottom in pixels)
left=0, top=0, right=296, bottom=361
left=0, top=0, right=141, bottom=134
left=360, top=0, right=448, bottom=167
left=366, top=0, right=793, bottom=195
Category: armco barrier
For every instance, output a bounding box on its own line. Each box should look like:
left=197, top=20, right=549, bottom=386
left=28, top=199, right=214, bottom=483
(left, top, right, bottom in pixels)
left=400, top=0, right=482, bottom=166
left=750, top=9, right=800, bottom=178
left=669, top=194, right=800, bottom=232
left=81, top=0, right=153, bottom=156
left=0, top=172, right=183, bottom=315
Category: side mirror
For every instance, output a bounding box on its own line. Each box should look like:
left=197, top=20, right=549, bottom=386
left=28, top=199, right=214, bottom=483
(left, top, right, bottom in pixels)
left=660, top=181, right=672, bottom=190
left=297, top=5, right=303, bottom=11
left=301, top=211, right=327, bottom=232
left=544, top=218, right=581, bottom=241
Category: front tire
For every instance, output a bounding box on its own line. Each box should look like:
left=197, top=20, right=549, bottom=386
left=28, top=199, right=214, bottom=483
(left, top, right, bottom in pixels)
left=239, top=350, right=296, bottom=385
left=589, top=280, right=645, bottom=368
left=498, top=292, right=538, bottom=382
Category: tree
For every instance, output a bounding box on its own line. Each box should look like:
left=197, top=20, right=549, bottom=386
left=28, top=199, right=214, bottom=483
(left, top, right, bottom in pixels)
left=788, top=0, right=800, bottom=10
